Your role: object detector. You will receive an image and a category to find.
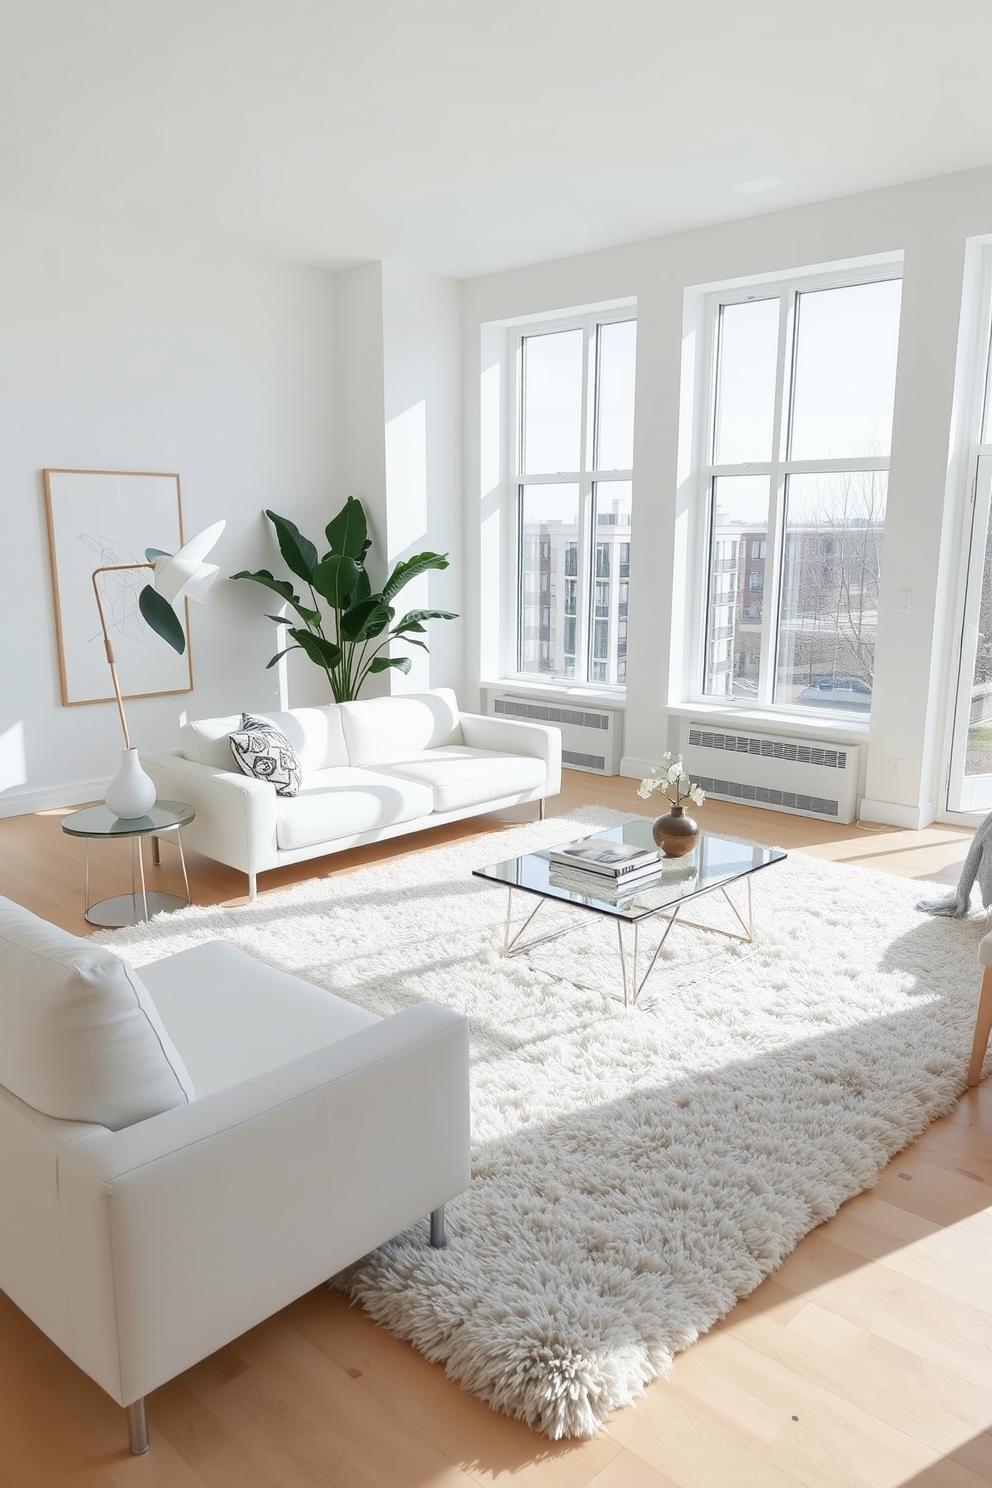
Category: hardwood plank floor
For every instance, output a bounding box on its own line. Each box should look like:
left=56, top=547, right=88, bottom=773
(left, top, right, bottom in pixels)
left=0, top=774, right=988, bottom=1487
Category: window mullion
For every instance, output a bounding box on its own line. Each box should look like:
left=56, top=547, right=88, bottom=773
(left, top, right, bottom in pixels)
left=756, top=289, right=795, bottom=707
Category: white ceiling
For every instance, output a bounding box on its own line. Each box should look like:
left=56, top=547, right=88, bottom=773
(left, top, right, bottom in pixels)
left=2, top=0, right=991, bottom=278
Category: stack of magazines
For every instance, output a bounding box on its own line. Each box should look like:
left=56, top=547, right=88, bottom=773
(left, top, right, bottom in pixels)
left=546, top=836, right=664, bottom=894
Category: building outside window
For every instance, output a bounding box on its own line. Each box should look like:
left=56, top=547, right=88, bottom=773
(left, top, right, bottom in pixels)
left=515, top=312, right=635, bottom=685
left=699, top=272, right=902, bottom=716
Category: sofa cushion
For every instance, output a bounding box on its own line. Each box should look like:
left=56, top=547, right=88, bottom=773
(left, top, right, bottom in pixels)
left=182, top=706, right=349, bottom=772
left=339, top=689, right=462, bottom=767
left=376, top=746, right=546, bottom=813
left=275, top=767, right=434, bottom=851
left=230, top=714, right=302, bottom=796
left=139, top=941, right=380, bottom=1097
left=0, top=896, right=195, bottom=1131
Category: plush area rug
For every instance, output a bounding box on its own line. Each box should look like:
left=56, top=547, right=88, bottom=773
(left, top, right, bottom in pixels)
left=101, top=808, right=985, bottom=1440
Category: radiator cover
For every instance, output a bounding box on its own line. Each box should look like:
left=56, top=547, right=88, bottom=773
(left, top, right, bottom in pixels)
left=679, top=721, right=860, bottom=823
left=485, top=693, right=623, bottom=775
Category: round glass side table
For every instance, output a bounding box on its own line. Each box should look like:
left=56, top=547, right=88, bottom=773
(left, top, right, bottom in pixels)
left=61, top=800, right=196, bottom=927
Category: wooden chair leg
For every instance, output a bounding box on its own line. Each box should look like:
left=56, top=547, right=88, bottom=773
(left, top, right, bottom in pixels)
left=968, top=966, right=992, bottom=1086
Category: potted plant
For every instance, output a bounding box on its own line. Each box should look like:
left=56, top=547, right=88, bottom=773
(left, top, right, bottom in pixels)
left=637, top=753, right=706, bottom=856
left=232, top=498, right=457, bottom=703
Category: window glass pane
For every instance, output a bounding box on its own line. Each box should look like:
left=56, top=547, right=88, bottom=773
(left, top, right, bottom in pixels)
left=774, top=471, right=886, bottom=712
left=703, top=475, right=770, bottom=698
left=522, top=329, right=583, bottom=475
left=714, top=298, right=779, bottom=464
left=596, top=320, right=636, bottom=470
left=518, top=483, right=579, bottom=678
left=586, top=481, right=631, bottom=685
left=789, top=280, right=902, bottom=460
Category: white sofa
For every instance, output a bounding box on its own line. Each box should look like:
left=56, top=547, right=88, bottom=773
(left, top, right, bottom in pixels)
left=141, top=688, right=562, bottom=900
left=0, top=895, right=470, bottom=1454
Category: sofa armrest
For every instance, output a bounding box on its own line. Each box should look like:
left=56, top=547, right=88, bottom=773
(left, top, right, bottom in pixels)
left=458, top=712, right=562, bottom=797
left=54, top=1003, right=470, bottom=1405
left=139, top=750, right=279, bottom=876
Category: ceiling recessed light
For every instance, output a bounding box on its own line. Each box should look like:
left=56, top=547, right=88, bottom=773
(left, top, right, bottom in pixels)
left=733, top=177, right=784, bottom=195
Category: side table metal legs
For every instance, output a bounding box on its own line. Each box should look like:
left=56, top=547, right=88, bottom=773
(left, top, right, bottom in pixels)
left=83, top=829, right=192, bottom=928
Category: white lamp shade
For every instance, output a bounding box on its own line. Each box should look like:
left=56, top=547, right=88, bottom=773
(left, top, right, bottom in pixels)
left=146, top=520, right=226, bottom=606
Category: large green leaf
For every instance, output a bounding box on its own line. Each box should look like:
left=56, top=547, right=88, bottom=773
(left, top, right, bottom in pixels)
left=381, top=551, right=450, bottom=602
left=369, top=655, right=412, bottom=675
left=352, top=567, right=372, bottom=606
left=392, top=608, right=458, bottom=634
left=289, top=629, right=342, bottom=670
left=264, top=645, right=301, bottom=670
left=230, top=569, right=320, bottom=627
left=138, top=585, right=186, bottom=654
left=339, top=598, right=393, bottom=642
left=312, top=553, right=361, bottom=610
left=324, top=496, right=368, bottom=559
left=265, top=510, right=318, bottom=583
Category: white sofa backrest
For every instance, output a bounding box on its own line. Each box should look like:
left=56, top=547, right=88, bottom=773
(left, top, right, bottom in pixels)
left=0, top=896, right=195, bottom=1131
left=182, top=706, right=350, bottom=771
left=339, top=689, right=463, bottom=766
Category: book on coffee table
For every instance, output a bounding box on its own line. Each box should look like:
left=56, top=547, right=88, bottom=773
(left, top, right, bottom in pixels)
left=548, top=835, right=660, bottom=878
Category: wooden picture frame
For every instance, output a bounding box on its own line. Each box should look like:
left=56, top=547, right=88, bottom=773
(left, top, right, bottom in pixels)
left=43, top=469, right=195, bottom=707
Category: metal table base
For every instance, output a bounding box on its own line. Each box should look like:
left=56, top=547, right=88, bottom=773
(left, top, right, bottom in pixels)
left=83, top=828, right=192, bottom=928
left=501, top=875, right=754, bottom=1008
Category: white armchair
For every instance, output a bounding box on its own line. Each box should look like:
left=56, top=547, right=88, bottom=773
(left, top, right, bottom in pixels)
left=0, top=897, right=470, bottom=1454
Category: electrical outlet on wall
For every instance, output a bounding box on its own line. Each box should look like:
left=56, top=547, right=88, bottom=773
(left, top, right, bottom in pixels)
left=890, top=758, right=903, bottom=777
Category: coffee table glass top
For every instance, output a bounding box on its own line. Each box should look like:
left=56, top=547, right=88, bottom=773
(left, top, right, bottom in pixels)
left=61, top=800, right=195, bottom=838
left=473, top=819, right=786, bottom=922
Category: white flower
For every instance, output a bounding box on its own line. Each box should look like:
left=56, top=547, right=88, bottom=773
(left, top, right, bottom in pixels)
left=637, top=781, right=654, bottom=799
left=689, top=784, right=706, bottom=806
left=667, top=763, right=683, bottom=785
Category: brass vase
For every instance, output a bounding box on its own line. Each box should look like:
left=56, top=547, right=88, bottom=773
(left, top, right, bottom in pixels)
left=651, top=803, right=699, bottom=857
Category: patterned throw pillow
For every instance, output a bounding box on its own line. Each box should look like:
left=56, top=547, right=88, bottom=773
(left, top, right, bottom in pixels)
left=229, top=713, right=302, bottom=796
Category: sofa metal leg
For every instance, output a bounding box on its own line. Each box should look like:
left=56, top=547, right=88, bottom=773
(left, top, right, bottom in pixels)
left=539, top=798, right=545, bottom=821
left=248, top=873, right=257, bottom=904
left=430, top=1204, right=447, bottom=1248
left=126, top=1398, right=149, bottom=1455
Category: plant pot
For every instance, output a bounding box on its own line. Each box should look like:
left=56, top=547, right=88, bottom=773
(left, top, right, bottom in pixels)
left=651, top=804, right=699, bottom=857
left=105, top=748, right=156, bottom=821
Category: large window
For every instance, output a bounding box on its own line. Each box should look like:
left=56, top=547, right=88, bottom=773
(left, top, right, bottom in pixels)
left=516, top=314, right=635, bottom=684
left=700, top=274, right=902, bottom=716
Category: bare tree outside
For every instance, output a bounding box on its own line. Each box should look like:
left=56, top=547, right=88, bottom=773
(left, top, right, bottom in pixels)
left=776, top=469, right=887, bottom=706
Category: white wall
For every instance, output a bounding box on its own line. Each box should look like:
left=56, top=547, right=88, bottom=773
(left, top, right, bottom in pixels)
left=336, top=260, right=463, bottom=697
left=0, top=207, right=338, bottom=815
left=462, top=163, right=992, bottom=829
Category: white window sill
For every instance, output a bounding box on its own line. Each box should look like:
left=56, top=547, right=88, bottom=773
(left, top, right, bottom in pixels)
left=669, top=699, right=869, bottom=743
left=480, top=677, right=627, bottom=710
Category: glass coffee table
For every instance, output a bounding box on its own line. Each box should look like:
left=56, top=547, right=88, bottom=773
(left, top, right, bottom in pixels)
left=473, top=820, right=786, bottom=1006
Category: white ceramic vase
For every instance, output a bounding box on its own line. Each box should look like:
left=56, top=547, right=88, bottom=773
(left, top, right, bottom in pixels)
left=105, top=747, right=156, bottom=820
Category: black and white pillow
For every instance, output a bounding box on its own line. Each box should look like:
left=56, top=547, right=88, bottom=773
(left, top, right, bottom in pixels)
left=229, top=714, right=302, bottom=796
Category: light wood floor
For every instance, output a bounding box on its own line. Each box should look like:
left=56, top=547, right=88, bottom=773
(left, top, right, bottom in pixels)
left=0, top=775, right=989, bottom=1488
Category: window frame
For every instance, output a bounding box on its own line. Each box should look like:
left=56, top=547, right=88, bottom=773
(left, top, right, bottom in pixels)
left=507, top=308, right=635, bottom=690
left=688, top=263, right=902, bottom=718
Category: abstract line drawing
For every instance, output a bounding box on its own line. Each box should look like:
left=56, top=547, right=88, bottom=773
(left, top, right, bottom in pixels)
left=43, top=470, right=194, bottom=707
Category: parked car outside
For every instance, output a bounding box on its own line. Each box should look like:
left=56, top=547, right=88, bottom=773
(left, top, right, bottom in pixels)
left=796, top=676, right=872, bottom=712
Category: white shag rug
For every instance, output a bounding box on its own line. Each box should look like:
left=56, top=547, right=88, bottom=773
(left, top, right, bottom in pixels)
left=100, top=808, right=985, bottom=1440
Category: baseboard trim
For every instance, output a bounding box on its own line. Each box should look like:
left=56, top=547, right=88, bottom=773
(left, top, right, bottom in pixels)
left=620, top=755, right=655, bottom=779
left=0, top=779, right=108, bottom=819
left=858, top=797, right=937, bottom=831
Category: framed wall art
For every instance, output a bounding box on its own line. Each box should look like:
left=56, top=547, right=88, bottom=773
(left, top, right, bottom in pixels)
left=43, top=469, right=195, bottom=706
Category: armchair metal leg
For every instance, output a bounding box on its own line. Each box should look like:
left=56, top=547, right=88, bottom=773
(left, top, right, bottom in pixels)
left=126, top=1398, right=149, bottom=1455
left=430, top=1204, right=447, bottom=1248
left=247, top=872, right=257, bottom=903
left=539, top=798, right=545, bottom=820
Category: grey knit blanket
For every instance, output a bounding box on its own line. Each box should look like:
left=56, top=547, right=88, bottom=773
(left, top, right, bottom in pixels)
left=917, top=812, right=992, bottom=915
